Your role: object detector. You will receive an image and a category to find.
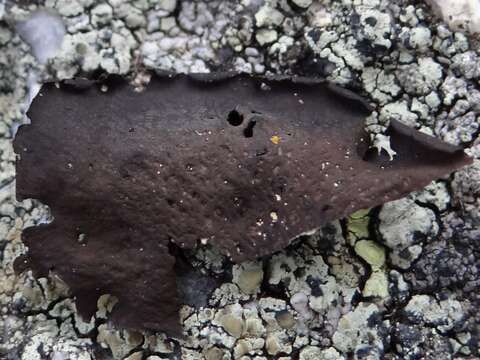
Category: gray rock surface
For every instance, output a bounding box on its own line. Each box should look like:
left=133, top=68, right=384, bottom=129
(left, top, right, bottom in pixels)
left=0, top=0, right=479, bottom=358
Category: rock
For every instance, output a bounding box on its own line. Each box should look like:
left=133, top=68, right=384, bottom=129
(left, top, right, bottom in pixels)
left=244, top=316, right=266, bottom=337
left=354, top=7, right=394, bottom=52
left=96, top=294, right=118, bottom=319
left=403, top=295, right=464, bottom=333
left=290, top=292, right=313, bottom=320
left=158, top=0, right=177, bottom=13
left=332, top=303, right=386, bottom=354
left=203, top=346, right=230, bottom=360
left=269, top=253, right=330, bottom=295
left=275, top=310, right=296, bottom=329
left=219, top=314, right=244, bottom=338
left=144, top=334, right=174, bottom=353
left=388, top=270, right=410, bottom=303
left=413, top=181, right=450, bottom=212
left=256, top=29, right=278, bottom=45
left=425, top=0, right=480, bottom=34
left=232, top=261, right=264, bottom=295
left=234, top=339, right=252, bottom=358
left=347, top=209, right=370, bottom=244
left=265, top=334, right=280, bottom=355
left=308, top=280, right=341, bottom=315
left=91, top=3, right=113, bottom=27
left=379, top=100, right=418, bottom=128
left=407, top=26, right=432, bottom=52
left=16, top=11, right=66, bottom=64
left=124, top=352, right=143, bottom=360
left=97, top=325, right=142, bottom=360
left=2, top=0, right=479, bottom=358
left=392, top=323, right=424, bottom=358
left=378, top=197, right=439, bottom=269
left=258, top=297, right=288, bottom=330
left=265, top=331, right=291, bottom=355
left=255, top=5, right=284, bottom=27
left=362, top=68, right=401, bottom=104
left=396, top=58, right=443, bottom=96
left=299, top=346, right=344, bottom=360
left=363, top=271, right=389, bottom=298
left=354, top=240, right=385, bottom=269
left=451, top=51, right=480, bottom=80
left=451, top=159, right=480, bottom=222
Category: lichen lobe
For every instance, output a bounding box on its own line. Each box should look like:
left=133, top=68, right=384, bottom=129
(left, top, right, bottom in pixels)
left=13, top=74, right=472, bottom=335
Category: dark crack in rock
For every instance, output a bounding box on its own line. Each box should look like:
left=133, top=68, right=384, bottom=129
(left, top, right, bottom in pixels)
left=13, top=73, right=472, bottom=336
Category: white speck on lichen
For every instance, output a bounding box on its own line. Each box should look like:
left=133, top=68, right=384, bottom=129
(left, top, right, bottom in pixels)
left=270, top=211, right=278, bottom=222
left=371, top=133, right=397, bottom=161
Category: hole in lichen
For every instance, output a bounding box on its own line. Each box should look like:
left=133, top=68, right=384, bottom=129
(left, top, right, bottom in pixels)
left=243, top=120, right=256, bottom=138
left=227, top=109, right=243, bottom=126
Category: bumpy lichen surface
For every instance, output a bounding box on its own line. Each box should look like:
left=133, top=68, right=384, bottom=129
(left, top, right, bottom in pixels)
left=14, top=73, right=470, bottom=337
left=1, top=0, right=479, bottom=359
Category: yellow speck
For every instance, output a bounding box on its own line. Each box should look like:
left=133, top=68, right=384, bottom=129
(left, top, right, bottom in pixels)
left=270, top=212, right=278, bottom=222
left=271, top=135, right=280, bottom=145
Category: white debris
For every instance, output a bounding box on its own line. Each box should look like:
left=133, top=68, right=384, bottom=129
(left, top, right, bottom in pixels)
left=372, top=134, right=397, bottom=160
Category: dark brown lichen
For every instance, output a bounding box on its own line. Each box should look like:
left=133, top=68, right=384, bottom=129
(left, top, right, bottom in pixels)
left=13, top=74, right=472, bottom=336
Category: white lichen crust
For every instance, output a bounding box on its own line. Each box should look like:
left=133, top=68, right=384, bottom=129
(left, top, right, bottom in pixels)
left=1, top=0, right=479, bottom=358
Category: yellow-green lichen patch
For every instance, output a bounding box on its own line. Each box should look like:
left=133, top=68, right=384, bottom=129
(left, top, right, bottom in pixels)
left=362, top=271, right=389, bottom=298
left=354, top=240, right=386, bottom=270
left=347, top=208, right=371, bottom=245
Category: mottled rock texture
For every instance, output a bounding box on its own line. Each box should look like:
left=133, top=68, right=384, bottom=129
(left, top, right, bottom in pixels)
left=1, top=0, right=480, bottom=358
